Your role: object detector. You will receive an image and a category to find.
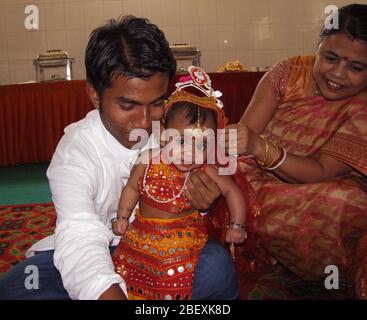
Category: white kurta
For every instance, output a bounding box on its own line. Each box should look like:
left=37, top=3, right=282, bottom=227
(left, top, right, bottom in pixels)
left=26, top=110, right=158, bottom=300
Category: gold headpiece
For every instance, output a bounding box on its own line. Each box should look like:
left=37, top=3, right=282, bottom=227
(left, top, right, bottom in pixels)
left=164, top=66, right=227, bottom=133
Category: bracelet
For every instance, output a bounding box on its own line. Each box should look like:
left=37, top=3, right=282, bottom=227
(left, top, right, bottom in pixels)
left=256, top=134, right=269, bottom=167
left=227, top=222, right=247, bottom=238
left=110, top=216, right=129, bottom=223
left=117, top=207, right=133, bottom=213
left=265, top=140, right=280, bottom=168
left=267, top=147, right=287, bottom=170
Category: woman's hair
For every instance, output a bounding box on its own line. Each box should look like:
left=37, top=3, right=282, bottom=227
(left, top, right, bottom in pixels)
left=319, top=4, right=367, bottom=42
left=164, top=102, right=217, bottom=129
left=85, top=15, right=176, bottom=99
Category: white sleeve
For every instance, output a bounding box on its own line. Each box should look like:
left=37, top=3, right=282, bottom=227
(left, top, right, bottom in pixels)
left=48, top=151, right=127, bottom=300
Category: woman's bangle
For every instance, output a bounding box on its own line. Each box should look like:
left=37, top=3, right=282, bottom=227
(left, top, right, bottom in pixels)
left=267, top=147, right=287, bottom=170
left=256, top=134, right=269, bottom=167
left=265, top=140, right=280, bottom=168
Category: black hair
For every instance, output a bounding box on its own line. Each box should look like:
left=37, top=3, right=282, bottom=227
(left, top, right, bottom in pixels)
left=85, top=15, right=176, bottom=98
left=164, top=102, right=217, bottom=129
left=319, top=4, right=367, bottom=43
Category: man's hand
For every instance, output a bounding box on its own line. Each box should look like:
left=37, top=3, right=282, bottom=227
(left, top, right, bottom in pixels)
left=185, top=169, right=221, bottom=211
left=98, top=284, right=127, bottom=300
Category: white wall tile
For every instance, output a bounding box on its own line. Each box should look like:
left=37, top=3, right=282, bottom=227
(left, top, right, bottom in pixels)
left=46, top=30, right=67, bottom=51
left=43, top=2, right=65, bottom=30
left=180, top=0, right=199, bottom=26
left=217, top=25, right=236, bottom=51
left=200, top=50, right=219, bottom=72
left=64, top=2, right=85, bottom=29
left=5, top=4, right=27, bottom=33
left=161, top=26, right=182, bottom=45
left=216, top=0, right=236, bottom=25
left=0, top=6, right=7, bottom=33
left=0, top=34, right=8, bottom=60
left=103, top=0, right=123, bottom=21
left=141, top=0, right=162, bottom=25
left=8, top=59, right=32, bottom=83
left=84, top=1, right=104, bottom=29
left=1, top=0, right=357, bottom=84
left=66, top=29, right=88, bottom=58
left=199, top=25, right=219, bottom=51
left=26, top=30, right=47, bottom=59
left=161, top=0, right=181, bottom=26
left=181, top=25, right=200, bottom=47
left=122, top=0, right=143, bottom=17
left=234, top=25, right=255, bottom=51
left=198, top=0, right=217, bottom=25
left=7, top=32, right=28, bottom=60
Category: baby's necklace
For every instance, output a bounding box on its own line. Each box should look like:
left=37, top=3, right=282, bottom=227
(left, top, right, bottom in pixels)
left=142, top=164, right=190, bottom=204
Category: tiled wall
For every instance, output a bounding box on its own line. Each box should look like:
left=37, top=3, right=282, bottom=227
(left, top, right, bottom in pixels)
left=0, top=0, right=358, bottom=84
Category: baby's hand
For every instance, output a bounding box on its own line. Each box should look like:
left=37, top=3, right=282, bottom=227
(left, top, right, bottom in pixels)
left=112, top=217, right=129, bottom=236
left=225, top=228, right=246, bottom=244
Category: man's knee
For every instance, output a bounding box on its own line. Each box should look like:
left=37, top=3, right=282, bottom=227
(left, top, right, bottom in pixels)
left=193, top=238, right=238, bottom=299
left=0, top=250, right=67, bottom=300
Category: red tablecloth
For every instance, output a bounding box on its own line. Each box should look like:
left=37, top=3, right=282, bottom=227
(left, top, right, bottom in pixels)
left=0, top=72, right=264, bottom=166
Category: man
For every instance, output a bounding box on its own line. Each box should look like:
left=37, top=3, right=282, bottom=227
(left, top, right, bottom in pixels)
left=0, top=16, right=238, bottom=300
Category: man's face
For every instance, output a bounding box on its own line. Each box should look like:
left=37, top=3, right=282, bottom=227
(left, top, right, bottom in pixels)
left=91, top=73, right=169, bottom=149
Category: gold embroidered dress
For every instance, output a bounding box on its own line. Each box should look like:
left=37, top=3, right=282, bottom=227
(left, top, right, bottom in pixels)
left=112, top=159, right=208, bottom=300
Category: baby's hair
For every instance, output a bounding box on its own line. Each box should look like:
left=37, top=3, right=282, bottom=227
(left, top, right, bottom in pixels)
left=164, top=102, right=217, bottom=129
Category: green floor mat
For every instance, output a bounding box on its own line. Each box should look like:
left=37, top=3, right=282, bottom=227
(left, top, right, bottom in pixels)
left=0, top=163, right=51, bottom=205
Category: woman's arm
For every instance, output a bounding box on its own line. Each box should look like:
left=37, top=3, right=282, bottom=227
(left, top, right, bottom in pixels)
left=224, top=70, right=353, bottom=183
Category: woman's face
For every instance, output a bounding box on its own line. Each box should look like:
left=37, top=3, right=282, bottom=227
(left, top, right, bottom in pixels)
left=313, top=32, right=367, bottom=101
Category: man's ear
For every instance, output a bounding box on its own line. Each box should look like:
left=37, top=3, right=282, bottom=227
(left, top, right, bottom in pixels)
left=85, top=82, right=101, bottom=110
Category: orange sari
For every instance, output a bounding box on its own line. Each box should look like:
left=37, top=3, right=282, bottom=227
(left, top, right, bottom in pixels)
left=212, top=56, right=367, bottom=298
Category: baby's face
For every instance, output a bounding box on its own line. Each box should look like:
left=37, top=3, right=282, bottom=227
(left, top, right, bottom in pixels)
left=162, top=113, right=217, bottom=172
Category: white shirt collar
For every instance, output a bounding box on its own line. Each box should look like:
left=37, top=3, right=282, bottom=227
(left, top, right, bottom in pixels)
left=92, top=110, right=158, bottom=159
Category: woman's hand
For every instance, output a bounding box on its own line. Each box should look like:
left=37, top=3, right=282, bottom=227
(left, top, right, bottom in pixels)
left=220, top=122, right=259, bottom=156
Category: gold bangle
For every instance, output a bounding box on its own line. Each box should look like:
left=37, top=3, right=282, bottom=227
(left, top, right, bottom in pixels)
left=256, top=134, right=269, bottom=167
left=265, top=140, right=280, bottom=168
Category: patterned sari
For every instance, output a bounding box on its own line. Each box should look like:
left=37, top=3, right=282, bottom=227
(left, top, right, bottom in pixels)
left=210, top=56, right=367, bottom=298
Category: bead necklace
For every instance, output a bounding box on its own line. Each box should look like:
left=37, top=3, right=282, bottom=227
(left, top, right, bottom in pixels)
left=142, top=163, right=190, bottom=204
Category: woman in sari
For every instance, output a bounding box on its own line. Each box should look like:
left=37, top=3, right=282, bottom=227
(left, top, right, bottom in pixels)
left=219, top=3, right=367, bottom=299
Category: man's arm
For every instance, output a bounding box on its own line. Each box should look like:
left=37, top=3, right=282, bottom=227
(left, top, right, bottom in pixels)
left=48, top=148, right=127, bottom=300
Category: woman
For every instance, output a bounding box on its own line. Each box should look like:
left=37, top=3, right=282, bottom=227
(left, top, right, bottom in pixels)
left=219, top=3, right=367, bottom=299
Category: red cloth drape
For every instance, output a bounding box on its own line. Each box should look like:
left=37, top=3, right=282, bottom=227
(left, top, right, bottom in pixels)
left=0, top=72, right=265, bottom=166
left=0, top=80, right=93, bottom=166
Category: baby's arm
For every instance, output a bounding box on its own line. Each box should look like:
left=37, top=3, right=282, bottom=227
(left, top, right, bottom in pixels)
left=204, top=166, right=247, bottom=244
left=112, top=152, right=149, bottom=236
